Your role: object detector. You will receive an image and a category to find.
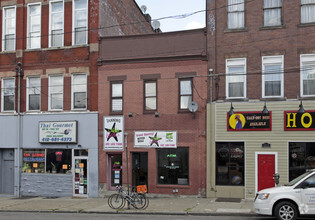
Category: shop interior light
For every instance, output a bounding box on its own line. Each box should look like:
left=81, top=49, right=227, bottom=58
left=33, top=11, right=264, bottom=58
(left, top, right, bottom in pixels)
left=298, top=100, right=305, bottom=114
left=228, top=103, right=234, bottom=116
left=262, top=101, right=269, bottom=114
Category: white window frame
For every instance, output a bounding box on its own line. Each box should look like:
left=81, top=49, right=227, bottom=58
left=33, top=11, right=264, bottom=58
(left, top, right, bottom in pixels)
left=300, top=54, right=315, bottom=97
left=226, top=58, right=247, bottom=99
left=2, top=6, right=16, bottom=51
left=26, top=76, right=41, bottom=111
left=227, top=0, right=245, bottom=29
left=262, top=55, right=284, bottom=98
left=301, top=0, right=315, bottom=24
left=49, top=0, right=64, bottom=48
left=27, top=3, right=42, bottom=49
left=1, top=78, right=15, bottom=112
left=48, top=75, right=64, bottom=111
left=71, top=73, right=87, bottom=110
left=72, top=0, right=88, bottom=45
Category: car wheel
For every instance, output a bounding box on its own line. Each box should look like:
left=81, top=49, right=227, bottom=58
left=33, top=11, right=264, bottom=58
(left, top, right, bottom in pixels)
left=274, top=201, right=298, bottom=220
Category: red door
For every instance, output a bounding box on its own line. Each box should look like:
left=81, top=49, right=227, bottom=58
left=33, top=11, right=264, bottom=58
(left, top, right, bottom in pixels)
left=258, top=154, right=275, bottom=192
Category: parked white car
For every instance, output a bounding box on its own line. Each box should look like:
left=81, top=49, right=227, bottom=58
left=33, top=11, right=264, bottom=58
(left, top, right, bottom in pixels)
left=254, top=169, right=315, bottom=220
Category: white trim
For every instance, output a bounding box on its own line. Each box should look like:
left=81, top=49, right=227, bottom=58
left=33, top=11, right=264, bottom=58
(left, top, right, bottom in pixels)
left=71, top=73, right=87, bottom=110
left=27, top=2, right=42, bottom=49
left=255, top=151, right=278, bottom=194
left=26, top=76, right=41, bottom=112
left=262, top=55, right=284, bottom=98
left=49, top=0, right=64, bottom=48
left=2, top=6, right=16, bottom=52
left=225, top=58, right=247, bottom=99
left=72, top=0, right=88, bottom=46
left=48, top=74, right=64, bottom=111
left=300, top=54, right=315, bottom=97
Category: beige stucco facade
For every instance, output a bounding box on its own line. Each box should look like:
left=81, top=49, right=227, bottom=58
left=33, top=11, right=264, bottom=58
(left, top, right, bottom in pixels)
left=207, top=100, right=315, bottom=199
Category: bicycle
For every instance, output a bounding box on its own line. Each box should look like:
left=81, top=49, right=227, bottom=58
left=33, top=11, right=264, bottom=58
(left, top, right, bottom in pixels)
left=108, top=185, right=149, bottom=210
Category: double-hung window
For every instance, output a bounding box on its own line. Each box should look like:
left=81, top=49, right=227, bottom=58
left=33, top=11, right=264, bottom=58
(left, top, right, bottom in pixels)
left=262, top=56, right=284, bottom=98
left=264, top=0, right=282, bottom=26
left=300, top=54, right=315, bottom=97
left=49, top=75, right=63, bottom=110
left=144, top=80, right=157, bottom=111
left=49, top=0, right=64, bottom=47
left=27, top=3, right=41, bottom=49
left=111, top=82, right=123, bottom=112
left=72, top=74, right=87, bottom=110
left=27, top=77, right=41, bottom=111
left=301, top=0, right=315, bottom=24
left=227, top=0, right=245, bottom=29
left=226, top=58, right=246, bottom=99
left=2, top=6, right=16, bottom=51
left=73, top=0, right=88, bottom=45
left=1, top=78, right=15, bottom=112
left=179, top=78, right=193, bottom=110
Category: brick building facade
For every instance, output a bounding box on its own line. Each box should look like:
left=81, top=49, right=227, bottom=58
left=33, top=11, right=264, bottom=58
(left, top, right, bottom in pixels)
left=206, top=0, right=315, bottom=199
left=98, top=29, right=208, bottom=196
left=0, top=0, right=152, bottom=197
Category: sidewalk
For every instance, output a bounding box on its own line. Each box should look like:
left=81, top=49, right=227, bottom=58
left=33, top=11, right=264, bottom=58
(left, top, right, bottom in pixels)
left=0, top=195, right=256, bottom=216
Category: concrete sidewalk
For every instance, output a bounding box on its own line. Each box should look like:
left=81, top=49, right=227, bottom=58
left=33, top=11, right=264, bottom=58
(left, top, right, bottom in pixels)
left=0, top=195, right=256, bottom=216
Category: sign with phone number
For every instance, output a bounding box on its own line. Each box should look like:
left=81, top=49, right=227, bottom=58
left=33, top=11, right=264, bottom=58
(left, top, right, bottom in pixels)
left=39, top=121, right=77, bottom=144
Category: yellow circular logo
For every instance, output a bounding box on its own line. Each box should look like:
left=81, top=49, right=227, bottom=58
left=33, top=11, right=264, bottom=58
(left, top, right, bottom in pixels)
left=229, top=114, right=245, bottom=129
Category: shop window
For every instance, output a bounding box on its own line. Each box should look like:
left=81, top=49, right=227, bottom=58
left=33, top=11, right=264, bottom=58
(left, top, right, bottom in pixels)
left=157, top=147, right=189, bottom=185
left=22, top=149, right=72, bottom=174
left=289, top=142, right=315, bottom=181
left=216, top=142, right=244, bottom=186
left=22, top=149, right=45, bottom=173
left=46, top=149, right=72, bottom=173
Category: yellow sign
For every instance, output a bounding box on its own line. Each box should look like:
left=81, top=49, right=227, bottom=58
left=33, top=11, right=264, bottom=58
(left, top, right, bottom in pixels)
left=33, top=163, right=38, bottom=168
left=79, top=163, right=84, bottom=168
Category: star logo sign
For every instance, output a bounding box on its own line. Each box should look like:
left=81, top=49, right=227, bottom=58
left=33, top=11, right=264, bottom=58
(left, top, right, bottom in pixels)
left=149, top=133, right=162, bottom=147
left=105, top=123, right=122, bottom=142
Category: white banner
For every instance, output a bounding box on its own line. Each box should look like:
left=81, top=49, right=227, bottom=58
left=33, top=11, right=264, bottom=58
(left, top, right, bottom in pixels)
left=134, top=131, right=177, bottom=148
left=104, top=116, right=124, bottom=150
left=39, top=121, right=77, bottom=143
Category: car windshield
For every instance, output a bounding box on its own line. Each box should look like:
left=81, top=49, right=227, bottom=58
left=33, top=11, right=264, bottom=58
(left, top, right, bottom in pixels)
left=287, top=171, right=313, bottom=186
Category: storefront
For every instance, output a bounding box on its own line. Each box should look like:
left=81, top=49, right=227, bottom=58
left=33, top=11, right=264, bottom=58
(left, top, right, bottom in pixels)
left=103, top=116, right=202, bottom=195
left=207, top=101, right=315, bottom=199
left=0, top=113, right=98, bottom=198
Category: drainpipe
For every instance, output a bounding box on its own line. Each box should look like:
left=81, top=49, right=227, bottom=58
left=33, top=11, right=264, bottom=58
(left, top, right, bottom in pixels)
left=16, top=62, right=22, bottom=198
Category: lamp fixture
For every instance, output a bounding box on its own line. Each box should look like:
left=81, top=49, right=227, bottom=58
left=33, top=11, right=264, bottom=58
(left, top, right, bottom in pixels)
left=298, top=100, right=305, bottom=114
left=128, top=112, right=133, bottom=117
left=262, top=101, right=269, bottom=114
left=155, top=112, right=159, bottom=117
left=228, top=103, right=234, bottom=116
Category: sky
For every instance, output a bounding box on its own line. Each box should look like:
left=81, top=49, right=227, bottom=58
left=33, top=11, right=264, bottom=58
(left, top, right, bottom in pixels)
left=135, top=0, right=206, bottom=32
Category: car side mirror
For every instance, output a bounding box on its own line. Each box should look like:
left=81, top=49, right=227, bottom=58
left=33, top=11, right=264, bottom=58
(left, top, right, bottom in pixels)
left=301, top=181, right=310, bottom=189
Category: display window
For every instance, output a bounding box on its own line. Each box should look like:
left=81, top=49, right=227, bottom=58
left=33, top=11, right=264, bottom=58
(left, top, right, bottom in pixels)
left=157, top=147, right=189, bottom=185
left=289, top=142, right=315, bottom=181
left=216, top=142, right=244, bottom=186
left=22, top=149, right=45, bottom=173
left=22, top=149, right=72, bottom=174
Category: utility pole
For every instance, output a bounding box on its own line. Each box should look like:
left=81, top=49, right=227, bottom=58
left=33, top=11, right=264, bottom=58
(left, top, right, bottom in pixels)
left=16, top=62, right=22, bottom=198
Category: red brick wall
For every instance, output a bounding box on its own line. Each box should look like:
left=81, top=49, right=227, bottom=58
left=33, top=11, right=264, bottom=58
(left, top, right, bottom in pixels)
left=99, top=60, right=208, bottom=195
left=207, top=0, right=315, bottom=100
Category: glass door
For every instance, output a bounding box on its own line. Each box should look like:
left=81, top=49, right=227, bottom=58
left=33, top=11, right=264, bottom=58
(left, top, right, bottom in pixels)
left=73, top=150, right=88, bottom=196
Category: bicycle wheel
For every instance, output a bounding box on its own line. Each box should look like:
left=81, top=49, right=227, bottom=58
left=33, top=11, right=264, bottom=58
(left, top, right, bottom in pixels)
left=108, top=193, right=125, bottom=209
left=133, top=193, right=148, bottom=210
